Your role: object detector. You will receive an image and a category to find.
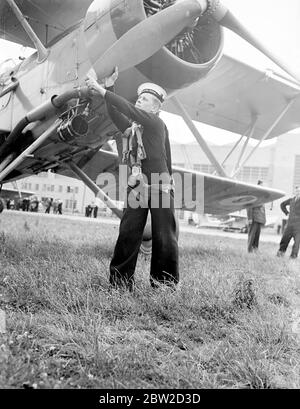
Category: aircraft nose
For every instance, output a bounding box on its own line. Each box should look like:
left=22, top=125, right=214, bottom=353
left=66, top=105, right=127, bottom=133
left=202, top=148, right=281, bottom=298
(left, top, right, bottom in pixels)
left=84, top=0, right=207, bottom=80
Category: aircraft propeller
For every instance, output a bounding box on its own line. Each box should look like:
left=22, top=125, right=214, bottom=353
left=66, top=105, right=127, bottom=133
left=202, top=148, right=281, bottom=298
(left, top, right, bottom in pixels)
left=89, top=0, right=300, bottom=84
left=208, top=0, right=300, bottom=83
left=90, top=0, right=205, bottom=78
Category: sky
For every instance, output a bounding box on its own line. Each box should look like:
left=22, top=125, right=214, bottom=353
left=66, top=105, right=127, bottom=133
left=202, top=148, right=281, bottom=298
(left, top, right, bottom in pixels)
left=1, top=0, right=300, bottom=146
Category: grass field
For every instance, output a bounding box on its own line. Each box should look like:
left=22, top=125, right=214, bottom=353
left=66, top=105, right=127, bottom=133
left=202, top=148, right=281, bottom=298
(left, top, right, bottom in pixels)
left=0, top=211, right=299, bottom=389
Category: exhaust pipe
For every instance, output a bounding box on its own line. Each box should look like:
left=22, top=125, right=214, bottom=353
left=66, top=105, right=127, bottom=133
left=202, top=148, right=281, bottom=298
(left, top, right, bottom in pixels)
left=0, top=86, right=91, bottom=162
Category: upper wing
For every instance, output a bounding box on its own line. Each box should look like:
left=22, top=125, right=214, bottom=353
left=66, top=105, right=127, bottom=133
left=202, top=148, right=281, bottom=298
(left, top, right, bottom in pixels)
left=0, top=0, right=92, bottom=47
left=164, top=54, right=300, bottom=140
left=76, top=150, right=284, bottom=215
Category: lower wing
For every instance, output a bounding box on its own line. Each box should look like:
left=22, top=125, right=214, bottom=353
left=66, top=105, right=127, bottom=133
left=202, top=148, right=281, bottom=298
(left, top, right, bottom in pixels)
left=63, top=149, right=284, bottom=215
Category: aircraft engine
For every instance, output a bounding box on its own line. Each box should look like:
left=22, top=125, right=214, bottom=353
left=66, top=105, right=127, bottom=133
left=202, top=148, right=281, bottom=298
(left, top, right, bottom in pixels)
left=140, top=0, right=224, bottom=93
left=84, top=0, right=224, bottom=95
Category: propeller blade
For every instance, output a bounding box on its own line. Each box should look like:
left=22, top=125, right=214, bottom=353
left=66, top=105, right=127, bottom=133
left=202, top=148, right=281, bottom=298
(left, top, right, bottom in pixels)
left=92, top=0, right=205, bottom=78
left=210, top=1, right=300, bottom=82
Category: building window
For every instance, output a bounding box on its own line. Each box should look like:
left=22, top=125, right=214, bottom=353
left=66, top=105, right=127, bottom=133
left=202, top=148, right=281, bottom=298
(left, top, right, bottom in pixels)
left=35, top=184, right=39, bottom=191
left=59, top=185, right=63, bottom=193
left=193, top=164, right=215, bottom=174
left=75, top=187, right=79, bottom=194
left=237, top=167, right=269, bottom=184
left=65, top=199, right=77, bottom=210
left=51, top=185, right=55, bottom=192
left=293, top=155, right=300, bottom=190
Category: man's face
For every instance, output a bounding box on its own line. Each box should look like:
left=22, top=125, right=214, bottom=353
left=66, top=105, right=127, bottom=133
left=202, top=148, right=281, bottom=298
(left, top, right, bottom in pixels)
left=135, top=93, right=159, bottom=113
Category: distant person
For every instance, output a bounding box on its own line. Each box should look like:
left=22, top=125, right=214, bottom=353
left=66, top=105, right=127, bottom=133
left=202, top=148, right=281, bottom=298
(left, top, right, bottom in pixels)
left=22, top=198, right=30, bottom=211
left=52, top=199, right=58, bottom=214
left=6, top=199, right=11, bottom=210
left=93, top=204, right=98, bottom=218
left=247, top=180, right=266, bottom=253
left=57, top=200, right=63, bottom=215
left=30, top=196, right=39, bottom=212
left=277, top=186, right=300, bottom=259
left=86, top=204, right=92, bottom=217
left=94, top=197, right=101, bottom=218
left=15, top=198, right=21, bottom=211
left=45, top=197, right=53, bottom=214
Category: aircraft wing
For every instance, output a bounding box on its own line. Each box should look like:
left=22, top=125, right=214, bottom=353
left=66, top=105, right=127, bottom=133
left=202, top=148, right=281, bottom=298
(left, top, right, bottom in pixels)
left=164, top=54, right=300, bottom=140
left=66, top=149, right=284, bottom=215
left=0, top=0, right=93, bottom=47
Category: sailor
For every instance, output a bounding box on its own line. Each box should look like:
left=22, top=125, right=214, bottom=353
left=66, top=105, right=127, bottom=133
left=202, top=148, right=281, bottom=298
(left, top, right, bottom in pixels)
left=247, top=180, right=266, bottom=253
left=277, top=186, right=300, bottom=259
left=86, top=69, right=179, bottom=290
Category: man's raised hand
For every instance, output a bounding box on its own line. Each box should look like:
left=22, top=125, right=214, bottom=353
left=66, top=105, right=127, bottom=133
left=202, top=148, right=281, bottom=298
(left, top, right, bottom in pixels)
left=85, top=75, right=106, bottom=97
left=104, top=66, right=119, bottom=88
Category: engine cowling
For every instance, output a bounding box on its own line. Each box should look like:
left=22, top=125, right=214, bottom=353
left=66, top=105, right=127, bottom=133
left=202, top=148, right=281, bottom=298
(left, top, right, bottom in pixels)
left=84, top=0, right=223, bottom=96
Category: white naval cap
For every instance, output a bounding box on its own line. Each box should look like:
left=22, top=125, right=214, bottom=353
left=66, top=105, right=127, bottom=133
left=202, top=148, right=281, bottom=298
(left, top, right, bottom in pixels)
left=137, top=82, right=167, bottom=103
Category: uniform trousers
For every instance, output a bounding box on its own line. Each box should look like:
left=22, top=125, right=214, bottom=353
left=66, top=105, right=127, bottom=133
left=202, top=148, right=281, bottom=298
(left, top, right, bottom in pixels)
left=278, top=224, right=300, bottom=258
left=109, top=187, right=179, bottom=289
left=248, top=222, right=262, bottom=252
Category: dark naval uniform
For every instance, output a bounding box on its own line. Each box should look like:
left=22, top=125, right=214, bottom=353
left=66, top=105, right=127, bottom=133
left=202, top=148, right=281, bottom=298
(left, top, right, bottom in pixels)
left=105, top=90, right=179, bottom=289
left=278, top=196, right=300, bottom=258
left=247, top=204, right=266, bottom=252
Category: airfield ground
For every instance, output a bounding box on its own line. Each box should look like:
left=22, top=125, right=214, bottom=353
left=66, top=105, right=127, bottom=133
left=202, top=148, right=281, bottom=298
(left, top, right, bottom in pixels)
left=0, top=210, right=299, bottom=389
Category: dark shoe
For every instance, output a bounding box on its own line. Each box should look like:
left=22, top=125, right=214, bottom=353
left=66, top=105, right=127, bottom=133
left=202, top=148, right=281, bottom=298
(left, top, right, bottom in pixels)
left=277, top=251, right=285, bottom=257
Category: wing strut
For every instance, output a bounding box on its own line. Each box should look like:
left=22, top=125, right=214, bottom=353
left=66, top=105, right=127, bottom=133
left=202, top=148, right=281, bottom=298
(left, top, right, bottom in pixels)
left=5, top=0, right=49, bottom=63
left=0, top=120, right=61, bottom=182
left=65, top=161, right=123, bottom=219
left=212, top=122, right=256, bottom=176
left=171, top=96, right=227, bottom=177
left=232, top=118, right=258, bottom=177
left=221, top=133, right=244, bottom=167
left=232, top=98, right=298, bottom=178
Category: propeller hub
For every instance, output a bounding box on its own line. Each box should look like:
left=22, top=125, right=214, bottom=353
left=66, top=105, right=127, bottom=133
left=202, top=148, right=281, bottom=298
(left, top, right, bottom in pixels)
left=176, top=0, right=208, bottom=13
left=204, top=0, right=227, bottom=20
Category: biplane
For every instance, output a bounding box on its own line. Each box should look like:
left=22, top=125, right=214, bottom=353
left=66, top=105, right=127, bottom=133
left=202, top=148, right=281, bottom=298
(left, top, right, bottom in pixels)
left=0, top=0, right=299, bottom=247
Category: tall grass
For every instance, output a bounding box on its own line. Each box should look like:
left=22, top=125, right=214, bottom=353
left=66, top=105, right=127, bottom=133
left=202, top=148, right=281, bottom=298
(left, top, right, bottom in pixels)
left=0, top=212, right=299, bottom=389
